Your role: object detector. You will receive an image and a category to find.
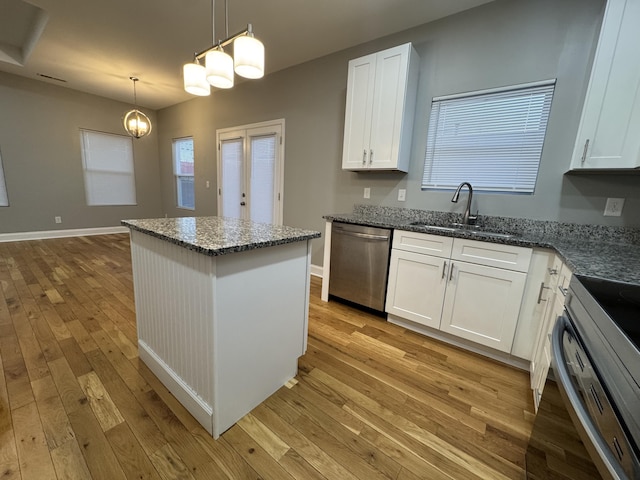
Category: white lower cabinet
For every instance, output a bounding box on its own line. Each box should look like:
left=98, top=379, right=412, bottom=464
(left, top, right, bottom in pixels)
left=386, top=250, right=449, bottom=329
left=440, top=261, right=527, bottom=352
left=530, top=260, right=572, bottom=410
left=386, top=231, right=532, bottom=354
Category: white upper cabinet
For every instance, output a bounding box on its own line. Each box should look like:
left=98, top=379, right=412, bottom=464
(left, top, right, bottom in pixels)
left=342, top=43, right=419, bottom=172
left=570, top=0, right=640, bottom=170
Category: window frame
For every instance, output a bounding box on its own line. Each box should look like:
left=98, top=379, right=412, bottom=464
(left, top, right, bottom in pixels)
left=172, top=137, right=196, bottom=210
left=421, top=79, right=556, bottom=194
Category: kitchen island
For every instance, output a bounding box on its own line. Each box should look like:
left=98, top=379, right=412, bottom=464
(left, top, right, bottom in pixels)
left=121, top=216, right=320, bottom=438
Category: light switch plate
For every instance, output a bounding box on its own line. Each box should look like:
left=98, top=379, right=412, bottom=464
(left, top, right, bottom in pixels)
left=364, top=187, right=370, bottom=199
left=604, top=197, right=624, bottom=216
left=398, top=189, right=406, bottom=202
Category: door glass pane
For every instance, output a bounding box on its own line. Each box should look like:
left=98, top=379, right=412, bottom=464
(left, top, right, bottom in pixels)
left=220, top=138, right=243, bottom=219
left=249, top=134, right=276, bottom=224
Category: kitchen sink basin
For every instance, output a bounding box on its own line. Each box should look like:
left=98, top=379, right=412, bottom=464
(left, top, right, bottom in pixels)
left=408, top=222, right=514, bottom=239
left=471, top=231, right=514, bottom=239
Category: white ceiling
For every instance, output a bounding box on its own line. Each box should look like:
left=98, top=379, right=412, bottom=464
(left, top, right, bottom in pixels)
left=0, top=0, right=495, bottom=110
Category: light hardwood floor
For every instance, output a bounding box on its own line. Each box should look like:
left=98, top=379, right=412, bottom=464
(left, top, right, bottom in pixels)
left=0, top=234, right=535, bottom=480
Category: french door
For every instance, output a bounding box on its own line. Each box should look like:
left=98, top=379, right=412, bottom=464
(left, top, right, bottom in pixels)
left=216, top=119, right=284, bottom=225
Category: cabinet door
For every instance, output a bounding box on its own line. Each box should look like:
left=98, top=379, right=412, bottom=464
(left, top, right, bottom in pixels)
left=441, top=262, right=527, bottom=353
left=531, top=285, right=567, bottom=410
left=342, top=54, right=376, bottom=170
left=369, top=44, right=410, bottom=170
left=386, top=249, right=447, bottom=329
left=571, top=0, right=640, bottom=170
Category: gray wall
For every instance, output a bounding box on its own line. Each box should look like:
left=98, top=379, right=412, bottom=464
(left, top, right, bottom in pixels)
left=158, top=0, right=639, bottom=267
left=0, top=71, right=163, bottom=233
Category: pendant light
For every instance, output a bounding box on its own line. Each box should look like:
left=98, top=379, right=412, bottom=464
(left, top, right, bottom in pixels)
left=183, top=0, right=264, bottom=95
left=233, top=24, right=264, bottom=79
left=184, top=62, right=210, bottom=96
left=123, top=77, right=152, bottom=139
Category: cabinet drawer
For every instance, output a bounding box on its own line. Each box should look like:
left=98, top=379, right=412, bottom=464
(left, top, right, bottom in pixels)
left=393, top=230, right=454, bottom=258
left=451, top=238, right=532, bottom=272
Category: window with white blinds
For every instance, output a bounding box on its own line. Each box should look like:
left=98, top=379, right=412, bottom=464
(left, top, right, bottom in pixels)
left=0, top=149, right=8, bottom=207
left=422, top=80, right=555, bottom=193
left=173, top=137, right=195, bottom=209
left=80, top=130, right=136, bottom=205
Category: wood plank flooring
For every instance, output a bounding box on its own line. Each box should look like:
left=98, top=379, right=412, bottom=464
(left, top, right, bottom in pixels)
left=0, top=234, right=535, bottom=479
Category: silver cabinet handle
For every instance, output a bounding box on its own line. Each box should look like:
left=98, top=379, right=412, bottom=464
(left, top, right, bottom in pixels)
left=558, top=286, right=569, bottom=297
left=537, top=282, right=551, bottom=304
left=369, top=149, right=373, bottom=165
left=581, top=139, right=590, bottom=163
left=362, top=150, right=367, bottom=165
left=441, top=261, right=447, bottom=279
left=548, top=268, right=558, bottom=276
left=449, top=262, right=455, bottom=281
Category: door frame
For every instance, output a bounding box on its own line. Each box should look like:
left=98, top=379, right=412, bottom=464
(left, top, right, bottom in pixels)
left=216, top=119, right=285, bottom=225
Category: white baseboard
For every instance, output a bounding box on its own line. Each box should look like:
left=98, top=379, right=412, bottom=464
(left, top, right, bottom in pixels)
left=138, top=340, right=214, bottom=436
left=0, top=226, right=129, bottom=243
left=310, top=264, right=323, bottom=278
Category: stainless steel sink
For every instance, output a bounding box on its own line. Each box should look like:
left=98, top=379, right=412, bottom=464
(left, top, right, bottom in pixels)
left=408, top=222, right=513, bottom=239
left=470, top=231, right=514, bottom=239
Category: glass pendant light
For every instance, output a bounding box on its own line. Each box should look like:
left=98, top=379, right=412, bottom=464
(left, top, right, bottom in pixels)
left=183, top=62, right=211, bottom=96
left=123, top=77, right=152, bottom=139
left=206, top=48, right=234, bottom=89
left=234, top=26, right=264, bottom=79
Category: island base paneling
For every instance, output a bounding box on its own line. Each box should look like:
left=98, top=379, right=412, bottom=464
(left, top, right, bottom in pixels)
left=129, top=230, right=311, bottom=438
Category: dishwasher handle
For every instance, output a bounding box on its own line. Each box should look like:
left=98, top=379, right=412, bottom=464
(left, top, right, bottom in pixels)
left=333, top=230, right=390, bottom=241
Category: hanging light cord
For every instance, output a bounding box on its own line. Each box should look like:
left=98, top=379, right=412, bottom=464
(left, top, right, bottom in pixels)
left=130, top=76, right=139, bottom=108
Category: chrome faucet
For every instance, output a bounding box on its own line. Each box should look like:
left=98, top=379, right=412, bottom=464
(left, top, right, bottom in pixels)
left=451, top=182, right=477, bottom=225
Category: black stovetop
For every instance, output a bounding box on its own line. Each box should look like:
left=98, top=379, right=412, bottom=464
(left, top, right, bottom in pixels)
left=577, top=275, right=640, bottom=353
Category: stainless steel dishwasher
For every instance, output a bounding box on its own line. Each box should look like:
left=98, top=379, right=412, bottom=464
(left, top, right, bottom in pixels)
left=329, top=222, right=392, bottom=311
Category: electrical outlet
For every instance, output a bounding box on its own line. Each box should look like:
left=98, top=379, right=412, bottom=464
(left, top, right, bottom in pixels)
left=604, top=197, right=624, bottom=217
left=54, top=216, right=62, bottom=224
left=206, top=180, right=210, bottom=189
left=398, top=189, right=406, bottom=202
left=364, top=187, right=370, bottom=199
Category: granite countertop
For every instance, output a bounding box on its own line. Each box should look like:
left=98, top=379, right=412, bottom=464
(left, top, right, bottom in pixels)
left=325, top=208, right=640, bottom=286
left=122, top=217, right=321, bottom=256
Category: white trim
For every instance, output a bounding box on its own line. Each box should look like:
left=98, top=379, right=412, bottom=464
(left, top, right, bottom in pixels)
left=310, top=264, right=323, bottom=278
left=433, top=78, right=556, bottom=102
left=139, top=340, right=214, bottom=435
left=320, top=220, right=332, bottom=301
left=0, top=226, right=129, bottom=243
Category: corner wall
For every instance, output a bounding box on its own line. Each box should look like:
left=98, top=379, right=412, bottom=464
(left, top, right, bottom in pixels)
left=0, top=72, right=163, bottom=234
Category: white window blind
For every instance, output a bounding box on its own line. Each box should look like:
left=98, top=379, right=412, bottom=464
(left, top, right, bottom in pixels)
left=220, top=137, right=244, bottom=219
left=80, top=130, right=136, bottom=206
left=249, top=134, right=276, bottom=224
left=173, top=137, right=195, bottom=209
left=0, top=149, right=8, bottom=207
left=422, top=80, right=555, bottom=193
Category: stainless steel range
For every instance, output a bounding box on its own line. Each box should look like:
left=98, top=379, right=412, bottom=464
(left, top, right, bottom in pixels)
left=526, top=275, right=640, bottom=479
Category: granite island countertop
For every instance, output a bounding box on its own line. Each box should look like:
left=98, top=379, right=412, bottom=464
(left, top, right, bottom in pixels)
left=324, top=207, right=640, bottom=286
left=122, top=216, right=321, bottom=256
